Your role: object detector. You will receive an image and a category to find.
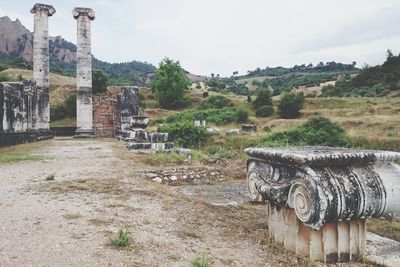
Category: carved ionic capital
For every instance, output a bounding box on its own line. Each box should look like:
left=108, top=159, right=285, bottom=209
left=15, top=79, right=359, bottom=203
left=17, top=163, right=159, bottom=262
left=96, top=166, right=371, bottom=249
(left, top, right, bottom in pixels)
left=72, top=7, right=95, bottom=20
left=30, top=3, right=56, bottom=16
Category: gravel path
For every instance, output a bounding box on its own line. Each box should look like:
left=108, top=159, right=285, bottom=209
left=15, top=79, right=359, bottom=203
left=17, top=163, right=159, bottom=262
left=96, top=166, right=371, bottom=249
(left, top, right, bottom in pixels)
left=0, top=138, right=270, bottom=267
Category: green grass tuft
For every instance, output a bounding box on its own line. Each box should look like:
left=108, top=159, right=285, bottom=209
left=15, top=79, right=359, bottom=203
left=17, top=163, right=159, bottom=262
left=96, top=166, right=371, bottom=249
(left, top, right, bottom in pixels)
left=110, top=228, right=131, bottom=248
left=191, top=251, right=212, bottom=267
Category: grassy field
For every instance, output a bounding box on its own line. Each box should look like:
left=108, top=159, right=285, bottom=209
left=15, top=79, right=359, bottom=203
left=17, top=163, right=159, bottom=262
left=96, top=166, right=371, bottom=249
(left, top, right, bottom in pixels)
left=1, top=68, right=76, bottom=106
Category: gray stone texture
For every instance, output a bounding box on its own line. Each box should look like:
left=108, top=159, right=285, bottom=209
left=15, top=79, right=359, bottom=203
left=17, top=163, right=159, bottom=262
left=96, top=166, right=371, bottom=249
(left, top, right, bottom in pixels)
left=30, top=3, right=55, bottom=131
left=73, top=7, right=95, bottom=136
left=0, top=81, right=52, bottom=146
left=117, top=86, right=139, bottom=133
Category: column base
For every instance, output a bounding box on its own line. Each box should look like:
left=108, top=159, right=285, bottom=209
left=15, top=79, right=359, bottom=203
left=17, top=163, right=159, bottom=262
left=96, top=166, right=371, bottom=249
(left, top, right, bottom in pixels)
left=74, top=129, right=95, bottom=138
left=267, top=205, right=366, bottom=264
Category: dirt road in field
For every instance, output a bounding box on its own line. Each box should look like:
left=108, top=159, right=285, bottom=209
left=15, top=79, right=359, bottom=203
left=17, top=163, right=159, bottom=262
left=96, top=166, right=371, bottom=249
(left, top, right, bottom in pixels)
left=0, top=138, right=276, bottom=267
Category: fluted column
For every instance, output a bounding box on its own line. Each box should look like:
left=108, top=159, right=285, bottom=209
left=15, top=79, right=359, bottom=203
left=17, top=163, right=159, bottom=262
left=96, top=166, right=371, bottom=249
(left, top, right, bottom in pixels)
left=73, top=7, right=95, bottom=136
left=30, top=3, right=55, bottom=131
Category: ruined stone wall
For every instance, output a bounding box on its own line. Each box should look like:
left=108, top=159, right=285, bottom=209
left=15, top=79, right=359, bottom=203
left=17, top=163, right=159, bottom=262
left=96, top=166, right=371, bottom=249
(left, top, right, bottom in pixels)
left=117, top=86, right=139, bottom=133
left=0, top=80, right=51, bottom=146
left=93, top=96, right=117, bottom=137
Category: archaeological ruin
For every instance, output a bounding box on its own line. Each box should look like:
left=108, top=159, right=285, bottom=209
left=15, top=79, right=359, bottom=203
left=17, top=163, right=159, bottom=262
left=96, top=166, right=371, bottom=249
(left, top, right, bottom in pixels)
left=0, top=3, right=55, bottom=146
left=1, top=3, right=400, bottom=266
left=245, top=147, right=400, bottom=263
left=73, top=7, right=95, bottom=137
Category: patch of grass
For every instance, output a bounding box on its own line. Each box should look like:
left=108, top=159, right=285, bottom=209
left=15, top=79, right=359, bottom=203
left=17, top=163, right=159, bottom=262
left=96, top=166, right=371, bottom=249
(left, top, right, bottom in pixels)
left=142, top=152, right=186, bottom=166
left=368, top=218, right=400, bottom=242
left=110, top=228, right=131, bottom=248
left=0, top=142, right=45, bottom=164
left=45, top=173, right=55, bottom=181
left=63, top=212, right=82, bottom=220
left=49, top=117, right=76, bottom=127
left=191, top=251, right=212, bottom=267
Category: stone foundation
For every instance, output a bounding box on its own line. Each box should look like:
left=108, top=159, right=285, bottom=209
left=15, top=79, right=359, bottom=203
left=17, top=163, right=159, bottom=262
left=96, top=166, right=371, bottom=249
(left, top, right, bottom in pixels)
left=268, top=205, right=366, bottom=263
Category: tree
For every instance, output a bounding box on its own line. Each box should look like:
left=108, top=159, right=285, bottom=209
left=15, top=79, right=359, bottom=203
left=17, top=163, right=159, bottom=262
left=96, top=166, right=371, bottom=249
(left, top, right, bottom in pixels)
left=152, top=58, right=190, bottom=109
left=278, top=92, right=305, bottom=119
left=92, top=69, right=108, bottom=95
left=386, top=49, right=394, bottom=59
left=253, top=88, right=272, bottom=109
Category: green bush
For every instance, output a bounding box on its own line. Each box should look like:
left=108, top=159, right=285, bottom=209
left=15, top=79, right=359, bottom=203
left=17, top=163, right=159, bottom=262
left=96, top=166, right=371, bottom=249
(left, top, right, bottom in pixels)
left=166, top=107, right=248, bottom=125
left=50, top=93, right=76, bottom=121
left=110, top=229, right=131, bottom=247
left=256, top=105, right=274, bottom=117
left=202, top=91, right=209, bottom=98
left=236, top=108, right=249, bottom=123
left=158, top=121, right=210, bottom=148
left=278, top=92, right=305, bottom=119
left=197, top=95, right=233, bottom=109
left=92, top=69, right=108, bottom=95
left=152, top=57, right=190, bottom=109
left=205, top=146, right=239, bottom=159
left=257, top=116, right=351, bottom=147
left=253, top=88, right=272, bottom=109
left=191, top=251, right=212, bottom=267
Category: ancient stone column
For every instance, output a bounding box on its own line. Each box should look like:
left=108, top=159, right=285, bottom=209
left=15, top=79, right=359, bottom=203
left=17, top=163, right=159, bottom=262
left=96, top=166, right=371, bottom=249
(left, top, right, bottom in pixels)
left=73, top=7, right=95, bottom=136
left=30, top=3, right=55, bottom=131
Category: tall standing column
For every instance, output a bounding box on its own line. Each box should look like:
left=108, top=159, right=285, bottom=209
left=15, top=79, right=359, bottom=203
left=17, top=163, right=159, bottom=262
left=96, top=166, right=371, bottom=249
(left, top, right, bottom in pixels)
left=30, top=3, right=55, bottom=131
left=73, top=7, right=95, bottom=137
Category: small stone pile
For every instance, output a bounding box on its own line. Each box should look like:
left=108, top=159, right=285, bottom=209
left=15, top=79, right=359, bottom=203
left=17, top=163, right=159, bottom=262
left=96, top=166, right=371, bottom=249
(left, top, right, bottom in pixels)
left=142, top=167, right=226, bottom=184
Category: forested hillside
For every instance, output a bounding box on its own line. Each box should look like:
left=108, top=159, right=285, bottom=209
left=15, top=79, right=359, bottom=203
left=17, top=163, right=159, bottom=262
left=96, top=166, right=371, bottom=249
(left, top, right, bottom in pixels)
left=322, top=50, right=400, bottom=97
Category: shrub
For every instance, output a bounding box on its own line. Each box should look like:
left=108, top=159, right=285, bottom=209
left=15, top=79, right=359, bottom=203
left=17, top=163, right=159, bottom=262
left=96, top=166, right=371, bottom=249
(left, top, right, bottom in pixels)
left=257, top=116, right=352, bottom=147
left=278, top=92, right=305, bottom=119
left=202, top=91, right=209, bottom=98
left=205, top=146, right=239, bottom=159
left=196, top=83, right=202, bottom=89
left=152, top=57, right=190, bottom=109
left=197, top=95, right=233, bottom=109
left=50, top=93, right=76, bottom=121
left=158, top=121, right=210, bottom=148
left=305, top=92, right=317, bottom=98
left=110, top=229, right=131, bottom=247
left=64, top=93, right=76, bottom=117
left=253, top=88, right=272, bottom=109
left=236, top=108, right=249, bottom=123
left=256, top=105, right=274, bottom=117
left=92, top=69, right=108, bottom=95
left=191, top=251, right=212, bottom=267
left=247, top=94, right=252, bottom=102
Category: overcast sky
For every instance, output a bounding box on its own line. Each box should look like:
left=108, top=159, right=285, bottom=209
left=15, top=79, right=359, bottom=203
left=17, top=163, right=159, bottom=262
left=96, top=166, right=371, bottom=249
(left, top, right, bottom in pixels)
left=1, top=0, right=400, bottom=76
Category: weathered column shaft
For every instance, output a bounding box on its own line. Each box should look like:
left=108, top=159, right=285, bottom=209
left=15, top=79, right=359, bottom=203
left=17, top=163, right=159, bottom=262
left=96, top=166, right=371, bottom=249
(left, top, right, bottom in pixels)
left=73, top=7, right=95, bottom=136
left=30, top=3, right=55, bottom=130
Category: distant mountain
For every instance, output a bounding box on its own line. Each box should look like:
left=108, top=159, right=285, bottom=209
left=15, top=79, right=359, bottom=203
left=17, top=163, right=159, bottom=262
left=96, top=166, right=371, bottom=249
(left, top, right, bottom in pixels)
left=0, top=16, right=156, bottom=85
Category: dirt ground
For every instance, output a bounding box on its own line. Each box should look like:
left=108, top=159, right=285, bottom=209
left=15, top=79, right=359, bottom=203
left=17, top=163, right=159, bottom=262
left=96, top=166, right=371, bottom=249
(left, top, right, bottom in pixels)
left=0, top=138, right=379, bottom=267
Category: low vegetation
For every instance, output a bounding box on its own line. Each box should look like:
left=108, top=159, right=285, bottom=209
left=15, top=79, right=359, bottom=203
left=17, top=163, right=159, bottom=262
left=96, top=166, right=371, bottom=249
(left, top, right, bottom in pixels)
left=322, top=50, right=400, bottom=97
left=109, top=228, right=131, bottom=248
left=257, top=116, right=352, bottom=147
left=158, top=121, right=210, bottom=148
left=278, top=92, right=305, bottom=119
left=0, top=143, right=44, bottom=164
left=165, top=107, right=248, bottom=126
left=191, top=251, right=212, bottom=267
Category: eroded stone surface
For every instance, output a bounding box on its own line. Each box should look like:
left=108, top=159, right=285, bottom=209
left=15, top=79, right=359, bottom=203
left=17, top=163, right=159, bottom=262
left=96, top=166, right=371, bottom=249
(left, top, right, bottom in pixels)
left=73, top=7, right=95, bottom=136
